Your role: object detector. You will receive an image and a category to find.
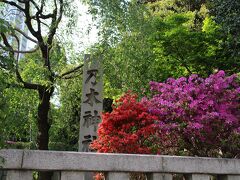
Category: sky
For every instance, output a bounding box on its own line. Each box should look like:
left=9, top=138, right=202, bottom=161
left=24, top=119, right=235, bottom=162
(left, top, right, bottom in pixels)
left=64, top=1, right=99, bottom=53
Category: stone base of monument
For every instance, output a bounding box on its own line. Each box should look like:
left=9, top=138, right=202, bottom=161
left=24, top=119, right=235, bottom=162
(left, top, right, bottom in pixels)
left=85, top=172, right=95, bottom=180
left=48, top=171, right=95, bottom=180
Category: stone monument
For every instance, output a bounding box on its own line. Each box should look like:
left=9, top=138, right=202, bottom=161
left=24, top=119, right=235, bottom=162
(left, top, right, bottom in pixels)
left=79, top=54, right=103, bottom=152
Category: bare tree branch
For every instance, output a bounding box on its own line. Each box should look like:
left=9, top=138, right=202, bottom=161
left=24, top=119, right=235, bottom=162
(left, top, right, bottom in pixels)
left=40, top=0, right=44, bottom=11
left=1, top=0, right=24, bottom=11
left=17, top=0, right=28, bottom=3
left=61, top=73, right=82, bottom=79
left=39, top=20, right=50, bottom=28
left=13, top=28, right=38, bottom=44
left=0, top=44, right=39, bottom=53
left=11, top=34, right=42, bottom=90
left=34, top=4, right=42, bottom=36
left=37, top=0, right=63, bottom=78
left=59, top=64, right=84, bottom=78
left=0, top=33, right=13, bottom=49
left=29, top=0, right=40, bottom=11
left=47, top=0, right=63, bottom=46
left=12, top=33, right=21, bottom=66
left=24, top=1, right=44, bottom=43
left=31, top=13, right=54, bottom=19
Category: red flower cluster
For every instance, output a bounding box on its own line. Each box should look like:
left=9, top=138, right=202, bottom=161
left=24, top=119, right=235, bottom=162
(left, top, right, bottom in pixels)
left=90, top=93, right=159, bottom=154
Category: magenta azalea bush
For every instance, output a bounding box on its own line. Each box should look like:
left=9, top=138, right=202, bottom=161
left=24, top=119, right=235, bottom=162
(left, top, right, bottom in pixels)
left=148, top=71, right=240, bottom=157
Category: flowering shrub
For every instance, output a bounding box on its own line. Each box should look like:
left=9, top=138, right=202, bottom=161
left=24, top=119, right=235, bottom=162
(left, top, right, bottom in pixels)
left=90, top=93, right=160, bottom=154
left=148, top=71, right=240, bottom=157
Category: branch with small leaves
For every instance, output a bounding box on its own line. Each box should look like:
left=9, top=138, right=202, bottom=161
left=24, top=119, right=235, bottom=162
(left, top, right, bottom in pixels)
left=58, top=64, right=84, bottom=79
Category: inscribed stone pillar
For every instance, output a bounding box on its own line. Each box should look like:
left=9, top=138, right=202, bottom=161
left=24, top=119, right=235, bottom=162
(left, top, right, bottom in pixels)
left=79, top=54, right=103, bottom=152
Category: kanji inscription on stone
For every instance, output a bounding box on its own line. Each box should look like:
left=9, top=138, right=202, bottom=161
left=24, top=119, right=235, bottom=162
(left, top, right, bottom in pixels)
left=83, top=88, right=101, bottom=106
left=79, top=54, right=103, bottom=152
left=83, top=110, right=100, bottom=130
left=81, top=135, right=97, bottom=152
left=85, top=69, right=98, bottom=85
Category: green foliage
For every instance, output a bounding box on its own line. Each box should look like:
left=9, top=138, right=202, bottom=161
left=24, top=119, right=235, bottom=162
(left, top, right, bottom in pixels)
left=0, top=72, right=7, bottom=148
left=88, top=2, right=224, bottom=97
left=86, top=0, right=240, bottom=99
left=0, top=43, right=71, bottom=150
left=4, top=141, right=36, bottom=149
left=211, top=0, right=240, bottom=36
left=1, top=87, right=38, bottom=146
left=20, top=43, right=67, bottom=86
left=49, top=76, right=82, bottom=151
left=0, top=45, right=67, bottom=147
left=210, top=0, right=240, bottom=74
left=0, top=18, right=10, bottom=34
left=152, top=12, right=223, bottom=76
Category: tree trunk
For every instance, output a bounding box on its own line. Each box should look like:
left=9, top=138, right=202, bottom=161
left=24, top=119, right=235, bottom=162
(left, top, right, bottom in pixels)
left=37, top=86, right=54, bottom=180
left=37, top=87, right=52, bottom=150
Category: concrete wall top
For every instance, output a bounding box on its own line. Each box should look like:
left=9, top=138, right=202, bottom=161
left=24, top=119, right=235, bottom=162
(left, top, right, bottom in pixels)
left=0, top=149, right=239, bottom=174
